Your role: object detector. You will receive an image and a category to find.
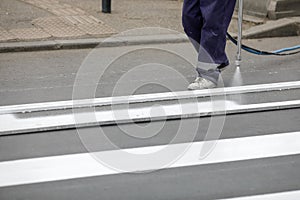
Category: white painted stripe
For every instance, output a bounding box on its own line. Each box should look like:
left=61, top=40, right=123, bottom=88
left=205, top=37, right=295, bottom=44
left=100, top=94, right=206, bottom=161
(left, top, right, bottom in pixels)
left=0, top=81, right=300, bottom=114
left=0, top=131, right=299, bottom=187
left=221, top=190, right=300, bottom=200
left=1, top=100, right=300, bottom=135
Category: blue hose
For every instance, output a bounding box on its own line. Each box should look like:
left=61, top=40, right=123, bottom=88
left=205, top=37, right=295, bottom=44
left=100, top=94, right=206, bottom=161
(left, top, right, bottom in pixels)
left=226, top=32, right=300, bottom=56
left=272, top=45, right=300, bottom=54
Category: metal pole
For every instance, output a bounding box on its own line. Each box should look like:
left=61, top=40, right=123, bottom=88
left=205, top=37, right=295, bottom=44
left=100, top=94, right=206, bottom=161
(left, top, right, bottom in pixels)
left=236, top=0, right=243, bottom=67
left=102, top=0, right=111, bottom=13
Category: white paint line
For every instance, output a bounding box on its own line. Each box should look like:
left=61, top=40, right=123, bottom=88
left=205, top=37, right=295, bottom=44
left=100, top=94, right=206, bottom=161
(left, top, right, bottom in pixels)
left=0, top=131, right=300, bottom=187
left=1, top=100, right=300, bottom=135
left=221, top=190, right=300, bottom=200
left=1, top=81, right=300, bottom=114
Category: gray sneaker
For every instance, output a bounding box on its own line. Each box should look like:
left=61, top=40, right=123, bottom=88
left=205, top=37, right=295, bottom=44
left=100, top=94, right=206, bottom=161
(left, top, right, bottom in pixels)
left=188, top=77, right=217, bottom=90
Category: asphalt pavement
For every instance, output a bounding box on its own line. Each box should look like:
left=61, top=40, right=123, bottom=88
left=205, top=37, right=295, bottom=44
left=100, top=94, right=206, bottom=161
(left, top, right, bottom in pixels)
left=0, top=36, right=300, bottom=105
left=0, top=37, right=300, bottom=199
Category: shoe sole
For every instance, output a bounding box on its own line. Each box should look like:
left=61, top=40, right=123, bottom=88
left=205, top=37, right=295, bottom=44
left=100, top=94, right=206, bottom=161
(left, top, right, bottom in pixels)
left=217, top=65, right=228, bottom=72
left=187, top=85, right=217, bottom=90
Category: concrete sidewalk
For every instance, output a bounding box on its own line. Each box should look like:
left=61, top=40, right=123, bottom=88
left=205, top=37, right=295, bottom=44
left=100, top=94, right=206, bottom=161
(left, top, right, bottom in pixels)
left=0, top=0, right=299, bottom=52
left=0, top=0, right=117, bottom=42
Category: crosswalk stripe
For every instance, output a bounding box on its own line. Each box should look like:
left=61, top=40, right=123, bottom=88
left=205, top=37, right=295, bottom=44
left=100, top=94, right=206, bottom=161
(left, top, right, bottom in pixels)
left=0, top=131, right=299, bottom=188
left=221, top=190, right=300, bottom=199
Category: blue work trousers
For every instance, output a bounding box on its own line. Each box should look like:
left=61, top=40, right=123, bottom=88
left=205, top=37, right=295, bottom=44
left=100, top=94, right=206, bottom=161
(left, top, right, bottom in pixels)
left=182, top=0, right=236, bottom=83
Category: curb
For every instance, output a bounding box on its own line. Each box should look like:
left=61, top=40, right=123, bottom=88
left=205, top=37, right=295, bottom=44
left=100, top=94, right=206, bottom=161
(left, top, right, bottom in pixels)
left=0, top=34, right=189, bottom=53
left=243, top=17, right=300, bottom=39
left=1, top=18, right=299, bottom=53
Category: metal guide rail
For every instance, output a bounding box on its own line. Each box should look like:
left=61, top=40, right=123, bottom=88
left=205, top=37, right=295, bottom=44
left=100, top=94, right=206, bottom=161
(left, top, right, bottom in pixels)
left=1, top=81, right=300, bottom=115
left=1, top=81, right=300, bottom=136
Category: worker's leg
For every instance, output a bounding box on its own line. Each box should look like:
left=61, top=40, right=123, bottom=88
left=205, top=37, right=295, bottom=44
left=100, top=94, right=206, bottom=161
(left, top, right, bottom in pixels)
left=197, top=0, right=236, bottom=84
left=182, top=0, right=202, bottom=52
